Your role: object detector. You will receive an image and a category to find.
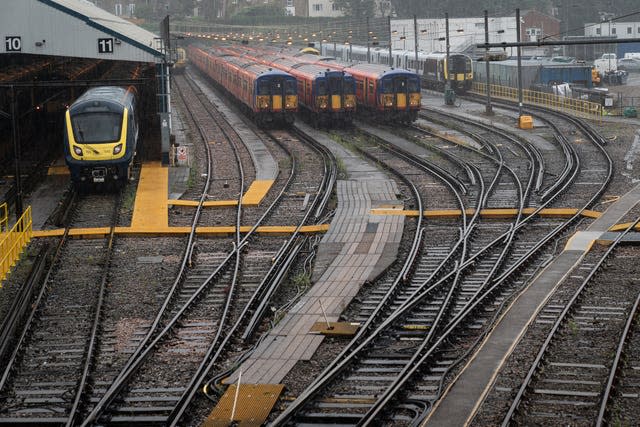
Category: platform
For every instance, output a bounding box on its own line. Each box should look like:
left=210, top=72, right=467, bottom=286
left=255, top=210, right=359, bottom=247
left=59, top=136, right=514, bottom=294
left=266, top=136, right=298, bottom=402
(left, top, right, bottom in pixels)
left=423, top=182, right=640, bottom=426
left=223, top=122, right=405, bottom=385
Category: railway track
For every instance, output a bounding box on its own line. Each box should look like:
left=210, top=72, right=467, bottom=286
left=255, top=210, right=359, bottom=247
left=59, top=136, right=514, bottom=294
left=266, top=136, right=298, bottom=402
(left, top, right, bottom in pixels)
left=76, top=70, right=336, bottom=426
left=271, top=99, right=613, bottom=424
left=0, top=191, right=121, bottom=425
left=501, top=220, right=640, bottom=426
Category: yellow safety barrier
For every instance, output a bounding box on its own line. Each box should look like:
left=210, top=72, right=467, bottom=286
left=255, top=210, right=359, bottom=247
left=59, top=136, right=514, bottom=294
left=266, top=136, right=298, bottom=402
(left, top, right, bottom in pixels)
left=472, top=82, right=603, bottom=122
left=0, top=206, right=33, bottom=285
left=0, top=203, right=7, bottom=232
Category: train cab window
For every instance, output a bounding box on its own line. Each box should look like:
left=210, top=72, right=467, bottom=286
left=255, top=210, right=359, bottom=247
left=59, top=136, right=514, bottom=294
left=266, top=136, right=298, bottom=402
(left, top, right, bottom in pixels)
left=271, top=80, right=283, bottom=94
left=258, top=80, right=270, bottom=95
left=329, top=77, right=342, bottom=94
left=316, top=80, right=327, bottom=96
left=380, top=78, right=394, bottom=94
left=408, top=78, right=419, bottom=92
left=285, top=80, right=296, bottom=95
left=394, top=79, right=407, bottom=92
left=72, top=112, right=122, bottom=144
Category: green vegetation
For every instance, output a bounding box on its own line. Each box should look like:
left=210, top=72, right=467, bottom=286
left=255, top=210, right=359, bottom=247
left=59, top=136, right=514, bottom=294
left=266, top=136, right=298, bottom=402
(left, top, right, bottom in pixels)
left=187, top=166, right=197, bottom=189
left=291, top=272, right=311, bottom=289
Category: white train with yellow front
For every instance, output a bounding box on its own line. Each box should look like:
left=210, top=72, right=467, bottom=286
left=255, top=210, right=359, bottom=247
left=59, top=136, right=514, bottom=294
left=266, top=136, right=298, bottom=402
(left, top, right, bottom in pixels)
left=64, top=86, right=138, bottom=189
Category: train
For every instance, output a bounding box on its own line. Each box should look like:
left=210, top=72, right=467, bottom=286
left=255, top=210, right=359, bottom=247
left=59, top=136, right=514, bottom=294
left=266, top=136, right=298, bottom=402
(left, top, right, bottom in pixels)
left=63, top=86, right=138, bottom=190
left=187, top=45, right=298, bottom=126
left=320, top=43, right=473, bottom=94
left=173, top=47, right=187, bottom=74
left=290, top=48, right=421, bottom=122
left=224, top=46, right=356, bottom=127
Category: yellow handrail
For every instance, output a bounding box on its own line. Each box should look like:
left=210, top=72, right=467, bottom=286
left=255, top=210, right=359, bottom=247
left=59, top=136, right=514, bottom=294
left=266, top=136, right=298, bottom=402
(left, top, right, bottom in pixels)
left=0, top=206, right=33, bottom=285
left=471, top=82, right=603, bottom=122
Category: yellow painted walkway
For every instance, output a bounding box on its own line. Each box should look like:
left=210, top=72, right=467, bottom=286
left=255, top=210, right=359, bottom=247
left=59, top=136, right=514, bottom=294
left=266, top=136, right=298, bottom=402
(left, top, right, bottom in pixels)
left=371, top=207, right=602, bottom=219
left=32, top=224, right=329, bottom=238
left=31, top=163, right=325, bottom=238
left=131, top=162, right=168, bottom=230
left=169, top=180, right=275, bottom=208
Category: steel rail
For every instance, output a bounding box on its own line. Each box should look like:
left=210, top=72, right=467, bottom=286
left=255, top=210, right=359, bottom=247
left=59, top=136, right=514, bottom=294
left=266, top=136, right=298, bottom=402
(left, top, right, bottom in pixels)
left=502, top=217, right=640, bottom=426
left=279, top=104, right=606, bottom=424
left=66, top=191, right=123, bottom=427
left=359, top=120, right=534, bottom=424
left=167, top=128, right=338, bottom=425
left=0, top=189, right=121, bottom=427
left=596, top=291, right=640, bottom=427
left=273, top=126, right=484, bottom=424
left=0, top=192, right=79, bottom=393
left=80, top=71, right=241, bottom=426
left=0, top=245, right=48, bottom=362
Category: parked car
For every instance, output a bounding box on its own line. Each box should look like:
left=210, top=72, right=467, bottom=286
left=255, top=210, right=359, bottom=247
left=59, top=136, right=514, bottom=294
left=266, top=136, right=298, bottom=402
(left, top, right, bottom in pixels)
left=617, top=58, right=640, bottom=72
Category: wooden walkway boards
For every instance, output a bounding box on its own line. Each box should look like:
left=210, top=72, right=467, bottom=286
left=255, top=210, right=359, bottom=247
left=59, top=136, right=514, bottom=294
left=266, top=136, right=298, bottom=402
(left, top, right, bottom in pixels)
left=224, top=123, right=405, bottom=385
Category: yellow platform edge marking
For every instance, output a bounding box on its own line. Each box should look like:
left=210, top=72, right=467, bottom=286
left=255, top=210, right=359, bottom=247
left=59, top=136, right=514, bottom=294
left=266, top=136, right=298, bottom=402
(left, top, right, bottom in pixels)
left=242, top=180, right=274, bottom=205
left=204, top=384, right=283, bottom=427
left=32, top=224, right=329, bottom=238
left=168, top=180, right=274, bottom=208
left=370, top=208, right=602, bottom=219
left=131, top=162, right=168, bottom=230
left=608, top=222, right=640, bottom=232
left=47, top=165, right=70, bottom=176
left=310, top=321, right=360, bottom=336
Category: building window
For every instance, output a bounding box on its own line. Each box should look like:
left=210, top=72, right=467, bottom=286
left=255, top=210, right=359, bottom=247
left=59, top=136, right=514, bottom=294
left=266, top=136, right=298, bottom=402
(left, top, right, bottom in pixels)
left=628, top=27, right=632, bottom=34
left=128, top=3, right=135, bottom=15
left=332, top=3, right=339, bottom=11
left=612, top=27, right=616, bottom=35
left=286, top=0, right=293, bottom=6
left=313, top=3, right=323, bottom=11
left=114, top=3, right=122, bottom=15
left=596, top=28, right=601, bottom=35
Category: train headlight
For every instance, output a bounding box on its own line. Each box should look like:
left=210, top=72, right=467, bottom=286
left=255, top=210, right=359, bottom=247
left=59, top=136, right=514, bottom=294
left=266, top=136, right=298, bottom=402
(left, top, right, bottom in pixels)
left=113, top=144, right=123, bottom=155
left=383, top=95, right=394, bottom=107
left=345, top=95, right=356, bottom=109
left=410, top=94, right=421, bottom=106
left=73, top=146, right=83, bottom=156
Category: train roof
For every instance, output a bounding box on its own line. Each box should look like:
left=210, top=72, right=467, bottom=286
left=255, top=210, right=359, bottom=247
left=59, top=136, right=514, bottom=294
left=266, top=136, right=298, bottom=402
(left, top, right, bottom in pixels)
left=214, top=52, right=295, bottom=78
left=344, top=63, right=420, bottom=79
left=72, top=86, right=135, bottom=109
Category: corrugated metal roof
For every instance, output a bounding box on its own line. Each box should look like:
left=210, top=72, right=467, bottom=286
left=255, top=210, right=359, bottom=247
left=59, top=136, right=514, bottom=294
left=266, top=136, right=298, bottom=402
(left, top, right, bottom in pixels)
left=38, top=0, right=163, bottom=58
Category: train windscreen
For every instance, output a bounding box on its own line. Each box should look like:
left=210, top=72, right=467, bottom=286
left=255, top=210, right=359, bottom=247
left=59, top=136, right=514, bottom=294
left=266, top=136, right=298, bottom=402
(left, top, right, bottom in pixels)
left=258, top=80, right=270, bottom=95
left=329, top=77, right=342, bottom=94
left=71, top=112, right=122, bottom=144
left=450, top=55, right=472, bottom=73
left=408, top=78, right=420, bottom=92
left=285, top=80, right=296, bottom=95
left=394, top=78, right=408, bottom=93
left=316, top=80, right=327, bottom=96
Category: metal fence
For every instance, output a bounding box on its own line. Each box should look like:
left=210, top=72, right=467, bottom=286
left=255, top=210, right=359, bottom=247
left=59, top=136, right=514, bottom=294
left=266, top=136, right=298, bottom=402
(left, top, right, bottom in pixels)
left=472, top=82, right=604, bottom=121
left=0, top=205, right=33, bottom=285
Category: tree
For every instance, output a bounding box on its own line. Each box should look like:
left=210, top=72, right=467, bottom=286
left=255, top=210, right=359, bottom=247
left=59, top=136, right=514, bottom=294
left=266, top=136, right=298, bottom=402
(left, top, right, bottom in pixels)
left=332, top=0, right=375, bottom=18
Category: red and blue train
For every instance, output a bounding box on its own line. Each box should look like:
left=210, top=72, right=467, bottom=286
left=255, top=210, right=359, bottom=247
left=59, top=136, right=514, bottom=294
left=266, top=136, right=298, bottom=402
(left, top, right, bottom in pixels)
left=293, top=52, right=421, bottom=122
left=225, top=46, right=356, bottom=127
left=187, top=45, right=298, bottom=126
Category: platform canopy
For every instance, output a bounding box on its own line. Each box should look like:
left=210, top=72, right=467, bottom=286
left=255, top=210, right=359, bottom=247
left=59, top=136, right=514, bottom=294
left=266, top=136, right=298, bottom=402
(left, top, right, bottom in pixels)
left=0, top=0, right=164, bottom=62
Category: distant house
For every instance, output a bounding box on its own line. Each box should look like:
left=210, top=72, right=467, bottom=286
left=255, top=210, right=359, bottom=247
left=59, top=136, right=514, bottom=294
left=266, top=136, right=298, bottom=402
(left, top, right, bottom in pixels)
left=521, top=10, right=560, bottom=43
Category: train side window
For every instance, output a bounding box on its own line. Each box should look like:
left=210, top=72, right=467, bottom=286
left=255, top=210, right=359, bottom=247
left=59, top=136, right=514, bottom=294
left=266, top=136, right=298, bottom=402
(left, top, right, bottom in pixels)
left=368, top=80, right=374, bottom=94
